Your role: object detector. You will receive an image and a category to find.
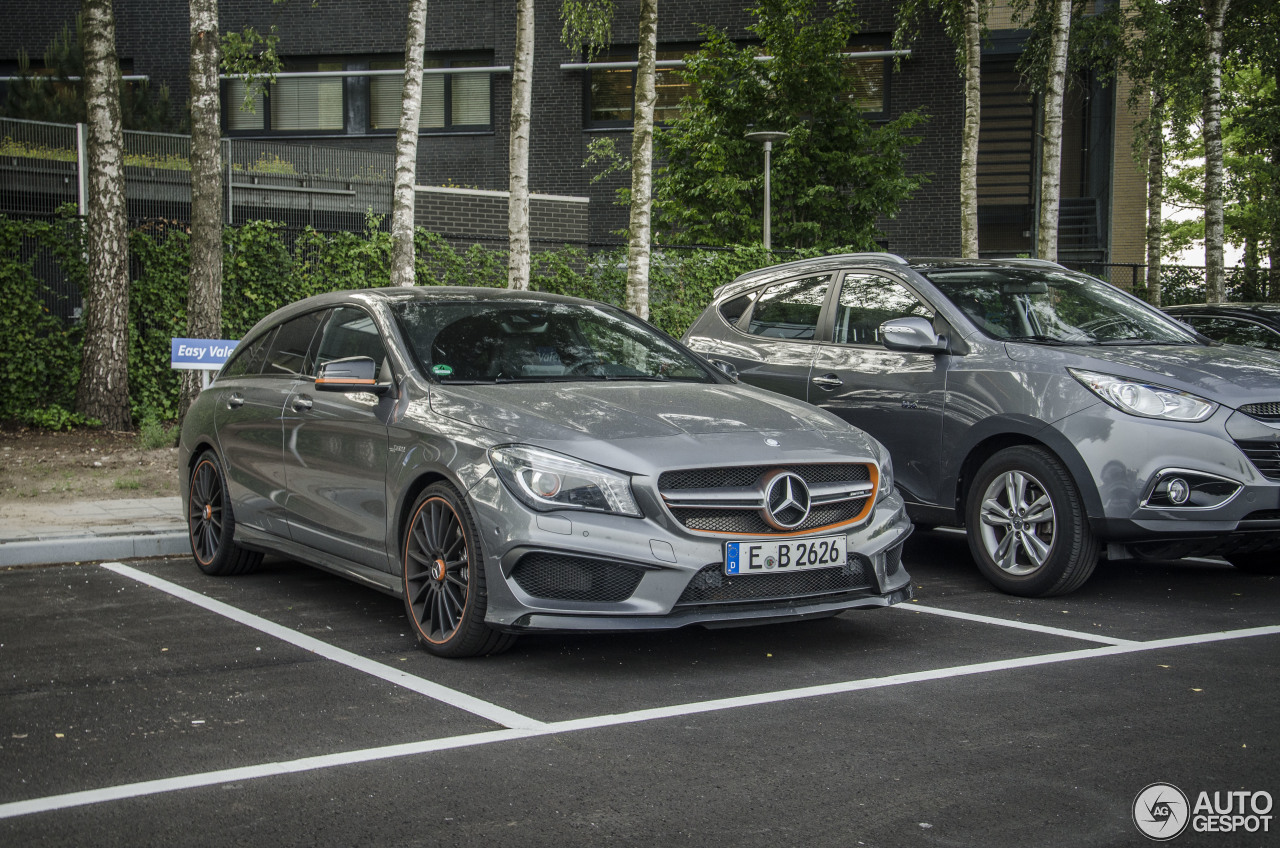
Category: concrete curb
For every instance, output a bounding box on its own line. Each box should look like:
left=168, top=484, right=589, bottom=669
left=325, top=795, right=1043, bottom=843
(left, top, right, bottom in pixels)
left=0, top=532, right=189, bottom=567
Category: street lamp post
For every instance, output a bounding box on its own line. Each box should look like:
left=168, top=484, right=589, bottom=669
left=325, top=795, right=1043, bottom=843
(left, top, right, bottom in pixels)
left=745, top=130, right=789, bottom=249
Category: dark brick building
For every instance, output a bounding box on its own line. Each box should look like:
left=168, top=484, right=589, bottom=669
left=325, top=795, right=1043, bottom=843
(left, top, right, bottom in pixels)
left=0, top=0, right=1146, bottom=264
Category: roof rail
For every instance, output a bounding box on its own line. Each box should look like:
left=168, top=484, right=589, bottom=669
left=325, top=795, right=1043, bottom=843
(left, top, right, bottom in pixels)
left=998, top=257, right=1068, bottom=270
left=713, top=252, right=910, bottom=298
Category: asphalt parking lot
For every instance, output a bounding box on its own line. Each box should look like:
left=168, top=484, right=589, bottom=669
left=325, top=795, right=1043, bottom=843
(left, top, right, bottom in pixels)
left=1, top=529, right=1277, bottom=847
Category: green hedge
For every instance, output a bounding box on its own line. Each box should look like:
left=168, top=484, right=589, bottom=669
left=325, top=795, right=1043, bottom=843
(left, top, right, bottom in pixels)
left=0, top=212, right=816, bottom=428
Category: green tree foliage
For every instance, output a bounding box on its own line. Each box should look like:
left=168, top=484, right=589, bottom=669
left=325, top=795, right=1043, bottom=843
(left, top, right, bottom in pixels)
left=3, top=210, right=831, bottom=428
left=655, top=0, right=928, bottom=251
left=0, top=15, right=175, bottom=131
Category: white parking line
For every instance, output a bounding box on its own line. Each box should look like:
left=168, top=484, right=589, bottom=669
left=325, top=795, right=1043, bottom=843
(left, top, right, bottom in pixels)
left=2, top=623, right=1276, bottom=821
left=896, top=602, right=1137, bottom=645
left=99, top=562, right=544, bottom=731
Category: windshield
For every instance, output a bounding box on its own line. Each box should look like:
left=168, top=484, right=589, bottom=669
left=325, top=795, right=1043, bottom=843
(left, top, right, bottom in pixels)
left=924, top=268, right=1201, bottom=345
left=393, top=299, right=716, bottom=384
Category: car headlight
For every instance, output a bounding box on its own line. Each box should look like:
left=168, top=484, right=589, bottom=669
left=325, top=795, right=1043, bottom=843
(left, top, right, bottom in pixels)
left=1069, top=369, right=1216, bottom=423
left=874, top=441, right=895, bottom=501
left=489, top=446, right=641, bottom=517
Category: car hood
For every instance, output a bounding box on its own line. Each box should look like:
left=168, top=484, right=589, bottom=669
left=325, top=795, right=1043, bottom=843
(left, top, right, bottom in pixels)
left=429, top=381, right=845, bottom=440
left=1006, top=342, right=1280, bottom=407
left=426, top=381, right=879, bottom=475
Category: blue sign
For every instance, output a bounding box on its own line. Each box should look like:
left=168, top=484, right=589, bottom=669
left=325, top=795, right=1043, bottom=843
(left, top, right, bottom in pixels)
left=171, top=338, right=238, bottom=371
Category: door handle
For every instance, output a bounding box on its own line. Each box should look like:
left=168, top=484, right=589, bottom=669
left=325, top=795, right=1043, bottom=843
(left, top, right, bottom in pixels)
left=227, top=392, right=245, bottom=409
left=811, top=374, right=844, bottom=390
left=292, top=395, right=314, bottom=412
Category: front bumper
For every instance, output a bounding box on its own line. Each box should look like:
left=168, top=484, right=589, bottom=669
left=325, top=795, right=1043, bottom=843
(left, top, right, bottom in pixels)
left=1058, top=406, right=1280, bottom=559
left=466, top=471, right=915, bottom=633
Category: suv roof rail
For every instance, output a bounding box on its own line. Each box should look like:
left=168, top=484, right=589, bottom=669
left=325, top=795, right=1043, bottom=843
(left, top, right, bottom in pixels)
left=997, top=257, right=1068, bottom=270
left=716, top=252, right=909, bottom=297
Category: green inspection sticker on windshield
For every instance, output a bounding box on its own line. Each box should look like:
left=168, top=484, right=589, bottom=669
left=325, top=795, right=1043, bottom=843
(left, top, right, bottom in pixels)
left=432, top=364, right=454, bottom=377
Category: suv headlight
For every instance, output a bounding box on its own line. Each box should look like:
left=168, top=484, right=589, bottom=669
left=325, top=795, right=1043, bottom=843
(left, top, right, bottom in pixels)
left=1069, top=369, right=1216, bottom=423
left=489, top=446, right=641, bottom=517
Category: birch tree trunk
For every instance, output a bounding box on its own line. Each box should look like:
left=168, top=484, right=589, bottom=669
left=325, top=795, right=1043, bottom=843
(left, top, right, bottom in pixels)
left=182, top=0, right=222, bottom=418
left=391, top=0, right=429, bottom=288
left=1035, top=0, right=1072, bottom=262
left=1145, top=91, right=1164, bottom=307
left=960, top=0, right=982, bottom=258
left=76, top=0, right=131, bottom=431
left=508, top=0, right=534, bottom=290
left=625, top=0, right=658, bottom=318
left=1201, top=0, right=1229, bottom=303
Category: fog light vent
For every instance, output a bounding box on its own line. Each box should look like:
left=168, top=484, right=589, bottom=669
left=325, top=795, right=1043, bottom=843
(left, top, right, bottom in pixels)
left=1142, top=469, right=1241, bottom=510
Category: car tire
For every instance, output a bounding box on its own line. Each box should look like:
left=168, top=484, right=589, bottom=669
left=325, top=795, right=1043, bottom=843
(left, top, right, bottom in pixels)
left=965, top=446, right=1098, bottom=597
left=1224, top=552, right=1280, bottom=575
left=188, top=450, right=263, bottom=576
left=402, top=483, right=516, bottom=658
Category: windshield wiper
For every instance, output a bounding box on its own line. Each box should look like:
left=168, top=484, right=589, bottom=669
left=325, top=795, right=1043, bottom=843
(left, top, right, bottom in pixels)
left=1003, top=334, right=1090, bottom=346
left=1094, top=338, right=1182, bottom=346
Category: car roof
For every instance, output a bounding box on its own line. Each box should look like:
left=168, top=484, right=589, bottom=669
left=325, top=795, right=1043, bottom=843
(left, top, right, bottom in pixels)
left=716, top=253, right=1072, bottom=299
left=239, top=286, right=614, bottom=344
left=1165, top=303, right=1280, bottom=321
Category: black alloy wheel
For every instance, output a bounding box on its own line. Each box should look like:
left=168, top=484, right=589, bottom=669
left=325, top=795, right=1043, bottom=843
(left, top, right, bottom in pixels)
left=188, top=451, right=262, bottom=576
left=402, top=483, right=515, bottom=657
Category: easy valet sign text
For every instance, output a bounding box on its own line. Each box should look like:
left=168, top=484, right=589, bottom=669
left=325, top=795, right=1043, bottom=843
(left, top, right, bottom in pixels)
left=171, top=338, right=238, bottom=371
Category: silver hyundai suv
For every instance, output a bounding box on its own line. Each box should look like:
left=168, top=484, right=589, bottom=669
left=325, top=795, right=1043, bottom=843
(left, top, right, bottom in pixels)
left=684, top=254, right=1280, bottom=596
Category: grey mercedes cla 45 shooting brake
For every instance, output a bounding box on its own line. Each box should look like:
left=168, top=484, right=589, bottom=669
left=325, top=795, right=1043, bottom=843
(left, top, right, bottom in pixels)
left=180, top=287, right=912, bottom=657
left=683, top=254, right=1280, bottom=597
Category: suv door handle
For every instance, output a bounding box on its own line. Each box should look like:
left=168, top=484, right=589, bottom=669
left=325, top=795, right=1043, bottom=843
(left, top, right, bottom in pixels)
left=292, top=395, right=314, bottom=412
left=227, top=392, right=245, bottom=409
left=811, top=374, right=844, bottom=390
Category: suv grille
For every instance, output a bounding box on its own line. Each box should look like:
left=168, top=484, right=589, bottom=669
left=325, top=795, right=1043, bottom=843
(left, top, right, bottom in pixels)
left=1233, top=438, right=1280, bottom=482
left=659, top=463, right=875, bottom=536
left=510, top=554, right=644, bottom=603
left=1240, top=401, right=1280, bottom=422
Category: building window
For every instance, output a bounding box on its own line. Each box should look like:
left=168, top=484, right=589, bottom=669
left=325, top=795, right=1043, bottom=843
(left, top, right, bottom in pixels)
left=583, top=40, right=888, bottom=130
left=586, top=46, right=695, bottom=128
left=842, top=40, right=890, bottom=118
left=222, top=54, right=493, bottom=136
left=224, top=60, right=346, bottom=133
left=370, top=54, right=493, bottom=132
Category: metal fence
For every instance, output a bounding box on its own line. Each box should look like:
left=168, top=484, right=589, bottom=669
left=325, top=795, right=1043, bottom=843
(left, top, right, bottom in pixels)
left=1, top=117, right=394, bottom=230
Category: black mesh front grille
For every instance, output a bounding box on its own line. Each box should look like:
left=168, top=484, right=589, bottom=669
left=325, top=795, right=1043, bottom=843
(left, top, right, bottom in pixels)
left=1233, top=439, right=1280, bottom=481
left=1241, top=401, right=1280, bottom=421
left=884, top=541, right=904, bottom=577
left=677, top=500, right=870, bottom=534
left=510, top=554, right=644, bottom=603
left=676, top=556, right=873, bottom=606
left=659, top=464, right=869, bottom=491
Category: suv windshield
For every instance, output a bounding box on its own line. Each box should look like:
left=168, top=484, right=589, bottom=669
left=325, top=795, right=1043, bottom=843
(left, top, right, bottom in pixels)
left=393, top=299, right=716, bottom=383
left=924, top=268, right=1200, bottom=345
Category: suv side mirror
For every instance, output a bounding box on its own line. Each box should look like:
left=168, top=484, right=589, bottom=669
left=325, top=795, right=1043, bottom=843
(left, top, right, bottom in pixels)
left=316, top=356, right=390, bottom=394
left=879, top=317, right=949, bottom=354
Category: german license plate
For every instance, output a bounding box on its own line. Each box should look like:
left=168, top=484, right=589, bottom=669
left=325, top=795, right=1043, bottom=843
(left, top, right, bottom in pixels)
left=725, top=535, right=847, bottom=575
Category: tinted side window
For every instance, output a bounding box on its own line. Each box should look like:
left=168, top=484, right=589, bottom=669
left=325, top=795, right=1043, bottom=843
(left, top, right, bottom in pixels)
left=219, top=329, right=275, bottom=380
left=264, top=310, right=327, bottom=378
left=718, top=292, right=756, bottom=326
left=833, top=274, right=934, bottom=345
left=746, top=275, right=831, bottom=340
left=317, top=306, right=392, bottom=378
